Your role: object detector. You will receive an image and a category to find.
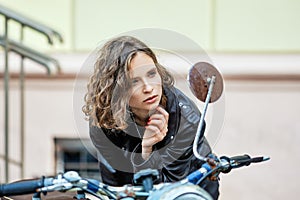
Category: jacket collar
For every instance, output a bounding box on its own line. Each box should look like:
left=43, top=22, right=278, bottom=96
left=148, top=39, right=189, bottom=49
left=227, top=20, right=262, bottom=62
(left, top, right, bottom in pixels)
left=123, top=86, right=181, bottom=143
left=155, top=86, right=181, bottom=149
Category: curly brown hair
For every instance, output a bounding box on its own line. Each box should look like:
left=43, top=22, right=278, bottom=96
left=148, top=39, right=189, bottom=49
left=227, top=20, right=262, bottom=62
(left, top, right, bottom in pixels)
left=83, top=36, right=174, bottom=130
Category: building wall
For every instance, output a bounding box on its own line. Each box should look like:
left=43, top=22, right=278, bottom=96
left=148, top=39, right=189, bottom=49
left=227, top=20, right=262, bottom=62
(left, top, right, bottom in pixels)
left=0, top=1, right=300, bottom=199
left=0, top=75, right=299, bottom=199
left=0, top=0, right=299, bottom=53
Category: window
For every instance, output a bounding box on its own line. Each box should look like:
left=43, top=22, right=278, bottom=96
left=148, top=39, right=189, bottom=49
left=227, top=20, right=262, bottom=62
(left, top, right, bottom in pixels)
left=54, top=138, right=100, bottom=180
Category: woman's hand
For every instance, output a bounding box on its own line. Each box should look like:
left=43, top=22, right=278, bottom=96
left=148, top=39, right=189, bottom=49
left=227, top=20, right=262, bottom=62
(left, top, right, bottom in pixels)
left=141, top=106, right=169, bottom=160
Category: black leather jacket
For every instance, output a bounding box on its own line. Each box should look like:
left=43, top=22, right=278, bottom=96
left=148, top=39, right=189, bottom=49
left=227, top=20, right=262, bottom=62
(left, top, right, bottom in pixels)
left=90, top=86, right=219, bottom=199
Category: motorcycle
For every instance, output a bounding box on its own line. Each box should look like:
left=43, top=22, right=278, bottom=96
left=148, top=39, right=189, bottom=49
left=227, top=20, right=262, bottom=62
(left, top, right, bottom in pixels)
left=0, top=62, right=269, bottom=200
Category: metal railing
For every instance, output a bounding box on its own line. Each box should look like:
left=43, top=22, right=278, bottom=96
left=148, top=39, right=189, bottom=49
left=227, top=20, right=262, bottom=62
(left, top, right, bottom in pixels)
left=0, top=4, right=63, bottom=182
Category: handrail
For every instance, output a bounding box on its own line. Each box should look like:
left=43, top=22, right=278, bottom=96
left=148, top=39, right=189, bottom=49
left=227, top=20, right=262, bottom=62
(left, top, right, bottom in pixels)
left=0, top=4, right=63, bottom=44
left=0, top=3, right=64, bottom=183
left=0, top=36, right=61, bottom=75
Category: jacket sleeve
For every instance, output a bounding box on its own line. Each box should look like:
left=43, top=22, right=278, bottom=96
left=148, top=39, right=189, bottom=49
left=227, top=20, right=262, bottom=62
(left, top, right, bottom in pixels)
left=130, top=88, right=211, bottom=176
left=130, top=98, right=219, bottom=199
left=89, top=126, right=134, bottom=186
left=130, top=116, right=209, bottom=176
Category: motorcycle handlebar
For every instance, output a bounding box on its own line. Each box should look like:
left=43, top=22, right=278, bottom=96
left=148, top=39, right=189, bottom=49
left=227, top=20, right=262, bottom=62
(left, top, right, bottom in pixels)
left=0, top=154, right=270, bottom=198
left=0, top=177, right=50, bottom=196
left=219, top=154, right=270, bottom=174
left=229, top=154, right=269, bottom=167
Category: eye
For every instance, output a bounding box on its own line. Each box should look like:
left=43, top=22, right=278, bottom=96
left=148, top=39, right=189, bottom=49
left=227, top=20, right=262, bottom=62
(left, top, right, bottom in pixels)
left=131, top=78, right=139, bottom=85
left=147, top=69, right=157, bottom=78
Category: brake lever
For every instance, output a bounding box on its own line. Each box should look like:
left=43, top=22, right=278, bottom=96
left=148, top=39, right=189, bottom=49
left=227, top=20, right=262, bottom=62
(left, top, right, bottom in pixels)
left=38, top=171, right=82, bottom=193
left=38, top=182, right=73, bottom=193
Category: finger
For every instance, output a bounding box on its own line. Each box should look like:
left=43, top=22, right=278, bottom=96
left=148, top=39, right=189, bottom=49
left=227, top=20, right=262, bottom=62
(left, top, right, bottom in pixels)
left=151, top=106, right=169, bottom=119
left=149, top=113, right=165, bottom=120
left=142, top=135, right=163, bottom=147
left=142, top=137, right=161, bottom=147
left=149, top=113, right=168, bottom=126
left=160, top=126, right=168, bottom=137
left=144, top=125, right=165, bottom=141
left=144, top=125, right=160, bottom=137
left=149, top=110, right=169, bottom=125
left=147, top=118, right=165, bottom=131
left=145, top=125, right=161, bottom=135
left=156, top=106, right=169, bottom=120
left=163, top=126, right=168, bottom=135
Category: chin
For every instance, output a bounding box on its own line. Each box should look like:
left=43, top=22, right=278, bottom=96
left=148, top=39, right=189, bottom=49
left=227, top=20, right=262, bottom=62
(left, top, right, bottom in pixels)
left=149, top=102, right=160, bottom=111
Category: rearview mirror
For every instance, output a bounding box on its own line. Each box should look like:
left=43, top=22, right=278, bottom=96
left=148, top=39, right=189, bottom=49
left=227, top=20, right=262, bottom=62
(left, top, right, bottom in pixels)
left=188, top=62, right=223, bottom=103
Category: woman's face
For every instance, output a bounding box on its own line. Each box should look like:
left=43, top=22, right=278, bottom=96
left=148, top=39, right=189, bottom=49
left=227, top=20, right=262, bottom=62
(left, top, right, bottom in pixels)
left=128, top=52, right=162, bottom=118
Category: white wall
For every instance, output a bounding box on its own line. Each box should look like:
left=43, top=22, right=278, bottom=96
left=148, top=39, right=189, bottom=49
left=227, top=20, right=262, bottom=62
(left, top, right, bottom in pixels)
left=214, top=80, right=300, bottom=200
left=1, top=74, right=299, bottom=199
left=0, top=79, right=78, bottom=180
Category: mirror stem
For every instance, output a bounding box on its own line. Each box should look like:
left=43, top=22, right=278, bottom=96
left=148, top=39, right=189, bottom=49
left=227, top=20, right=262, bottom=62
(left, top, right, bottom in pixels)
left=193, top=75, right=216, bottom=162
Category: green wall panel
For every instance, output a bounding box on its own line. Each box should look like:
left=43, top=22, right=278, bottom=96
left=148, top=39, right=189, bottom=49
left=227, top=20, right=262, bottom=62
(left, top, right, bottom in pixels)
left=1, top=0, right=300, bottom=53
left=74, top=0, right=212, bottom=52
left=0, top=0, right=73, bottom=52
left=215, top=0, right=300, bottom=52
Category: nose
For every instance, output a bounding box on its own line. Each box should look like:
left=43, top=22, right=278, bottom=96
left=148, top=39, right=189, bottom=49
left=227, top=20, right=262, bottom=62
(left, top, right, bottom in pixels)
left=142, top=80, right=153, bottom=93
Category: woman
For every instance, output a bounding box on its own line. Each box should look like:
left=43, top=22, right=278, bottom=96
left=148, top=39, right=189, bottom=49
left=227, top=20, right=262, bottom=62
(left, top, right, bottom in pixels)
left=83, top=36, right=219, bottom=199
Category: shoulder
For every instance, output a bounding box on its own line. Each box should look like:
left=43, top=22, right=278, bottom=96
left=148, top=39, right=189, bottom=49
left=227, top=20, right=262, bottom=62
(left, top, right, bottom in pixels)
left=90, top=126, right=127, bottom=149
left=173, top=87, right=201, bottom=125
left=90, top=126, right=119, bottom=142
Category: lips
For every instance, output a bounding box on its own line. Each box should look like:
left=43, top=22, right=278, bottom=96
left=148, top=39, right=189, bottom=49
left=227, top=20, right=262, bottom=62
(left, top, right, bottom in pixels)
left=143, top=95, right=158, bottom=103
